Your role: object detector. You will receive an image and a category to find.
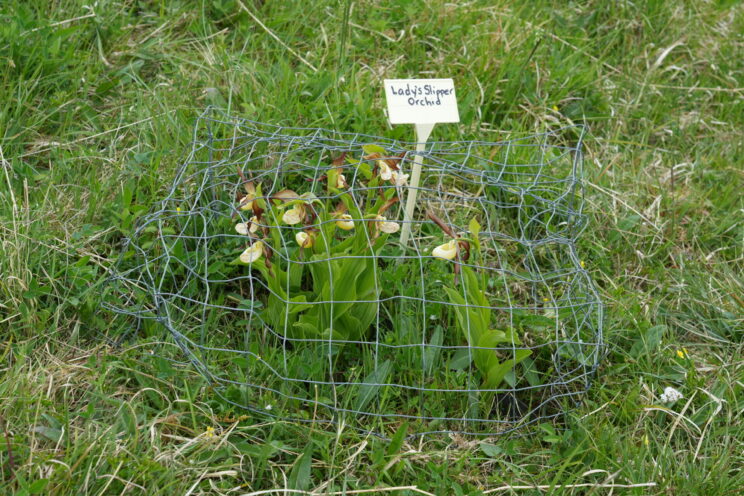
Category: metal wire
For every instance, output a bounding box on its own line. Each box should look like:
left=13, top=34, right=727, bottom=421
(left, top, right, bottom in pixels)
left=104, top=107, right=603, bottom=438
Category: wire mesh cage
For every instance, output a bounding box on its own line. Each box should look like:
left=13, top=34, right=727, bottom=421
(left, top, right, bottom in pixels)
left=105, top=108, right=603, bottom=437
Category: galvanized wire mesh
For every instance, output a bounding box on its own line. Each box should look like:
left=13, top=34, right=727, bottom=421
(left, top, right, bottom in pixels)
left=105, top=108, right=603, bottom=438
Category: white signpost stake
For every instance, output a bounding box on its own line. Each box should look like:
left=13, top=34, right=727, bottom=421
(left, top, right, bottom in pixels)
left=384, top=79, right=459, bottom=246
left=402, top=122, right=435, bottom=246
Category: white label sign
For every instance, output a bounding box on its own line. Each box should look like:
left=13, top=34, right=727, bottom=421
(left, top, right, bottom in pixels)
left=384, top=78, right=460, bottom=124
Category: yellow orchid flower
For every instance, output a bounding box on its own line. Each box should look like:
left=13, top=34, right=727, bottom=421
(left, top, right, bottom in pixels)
left=391, top=170, right=409, bottom=186
left=238, top=182, right=257, bottom=211
left=375, top=215, right=400, bottom=234
left=235, top=222, right=249, bottom=235
left=335, top=214, right=355, bottom=230
left=282, top=204, right=305, bottom=225
left=432, top=240, right=458, bottom=260
left=239, top=241, right=264, bottom=264
left=295, top=231, right=314, bottom=248
left=236, top=216, right=261, bottom=235
left=249, top=215, right=260, bottom=233
left=377, top=160, right=393, bottom=181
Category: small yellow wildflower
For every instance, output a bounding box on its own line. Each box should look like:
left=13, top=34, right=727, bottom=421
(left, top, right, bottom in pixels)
left=676, top=348, right=689, bottom=359
left=580, top=260, right=586, bottom=269
left=204, top=426, right=216, bottom=439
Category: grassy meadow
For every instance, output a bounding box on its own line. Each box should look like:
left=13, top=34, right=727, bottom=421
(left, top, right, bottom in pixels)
left=0, top=0, right=742, bottom=494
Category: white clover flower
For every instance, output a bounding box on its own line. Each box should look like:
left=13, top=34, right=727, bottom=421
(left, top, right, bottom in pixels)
left=432, top=240, right=458, bottom=260
left=375, top=215, right=400, bottom=234
left=335, top=214, right=355, bottom=230
left=265, top=404, right=273, bottom=411
left=239, top=241, right=264, bottom=264
left=660, top=386, right=683, bottom=404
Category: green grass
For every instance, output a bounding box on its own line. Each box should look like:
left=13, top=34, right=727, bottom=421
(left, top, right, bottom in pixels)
left=1, top=0, right=742, bottom=494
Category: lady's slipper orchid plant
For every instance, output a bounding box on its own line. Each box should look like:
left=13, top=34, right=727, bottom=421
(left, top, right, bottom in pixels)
left=231, top=145, right=408, bottom=342
left=428, top=210, right=531, bottom=388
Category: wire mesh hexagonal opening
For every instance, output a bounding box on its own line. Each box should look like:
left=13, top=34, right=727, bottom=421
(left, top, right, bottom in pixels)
left=105, top=108, right=603, bottom=437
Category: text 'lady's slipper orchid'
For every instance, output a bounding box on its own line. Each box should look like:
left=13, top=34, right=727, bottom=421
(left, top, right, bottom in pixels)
left=432, top=240, right=458, bottom=260
left=295, top=231, right=314, bottom=248
left=376, top=215, right=400, bottom=234
left=283, top=204, right=305, bottom=225
left=240, top=241, right=264, bottom=264
left=335, top=214, right=355, bottom=230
